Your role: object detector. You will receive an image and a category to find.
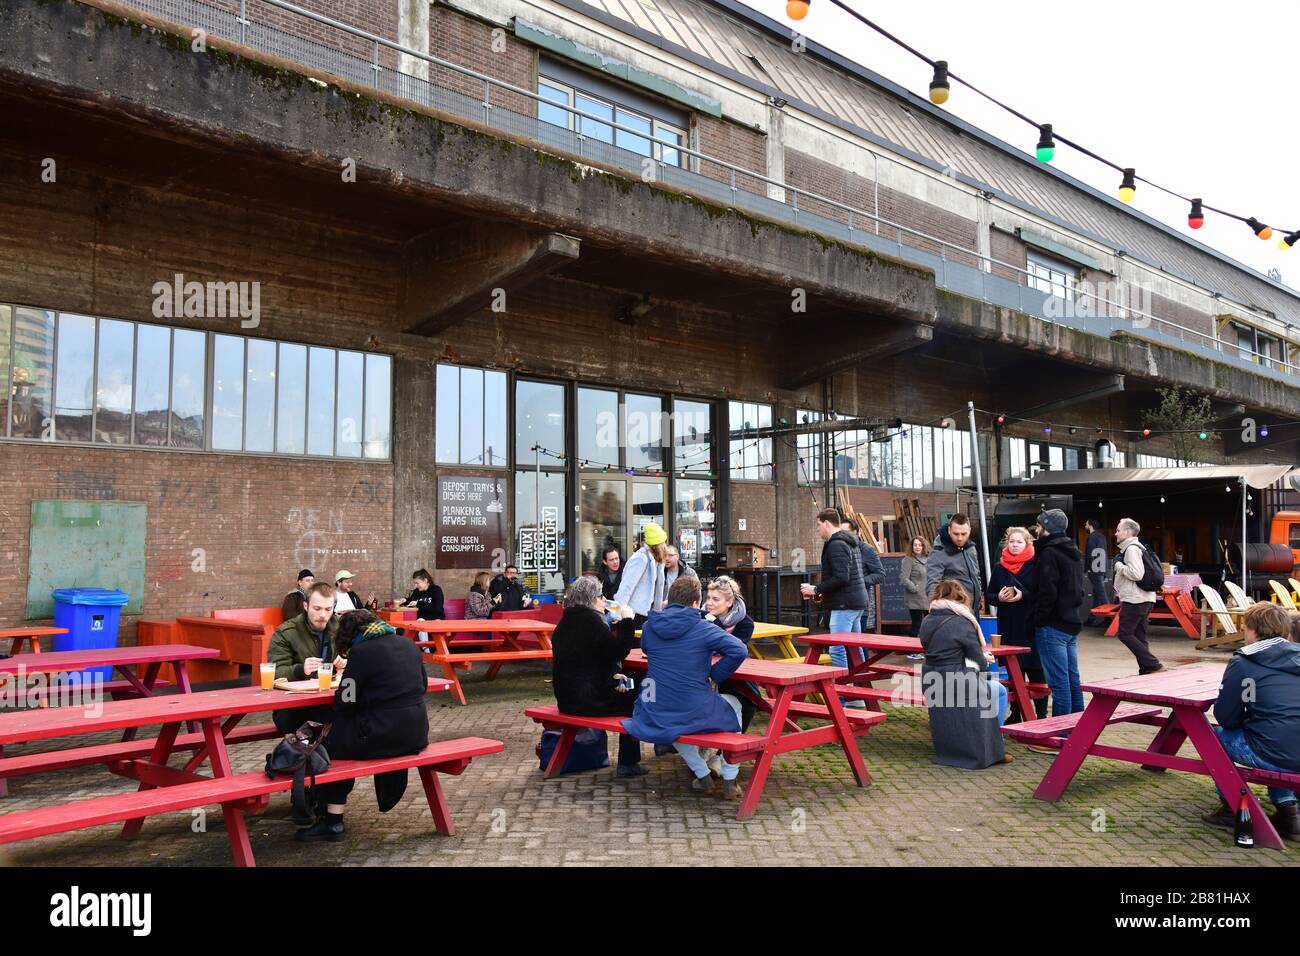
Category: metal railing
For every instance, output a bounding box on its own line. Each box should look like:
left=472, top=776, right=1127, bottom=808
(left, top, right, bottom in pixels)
left=110, top=0, right=1300, bottom=381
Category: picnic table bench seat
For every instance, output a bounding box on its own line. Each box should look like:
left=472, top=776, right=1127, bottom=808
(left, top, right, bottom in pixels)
left=0, top=723, right=280, bottom=780
left=525, top=707, right=768, bottom=762
left=1001, top=703, right=1166, bottom=744
left=0, top=736, right=504, bottom=865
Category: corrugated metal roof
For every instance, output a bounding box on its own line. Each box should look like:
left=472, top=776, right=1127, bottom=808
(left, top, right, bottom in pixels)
left=566, top=0, right=1300, bottom=319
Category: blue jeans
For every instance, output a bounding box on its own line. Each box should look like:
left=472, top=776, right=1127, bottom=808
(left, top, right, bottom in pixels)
left=675, top=694, right=743, bottom=782
left=1036, top=626, right=1084, bottom=716
left=993, top=678, right=1008, bottom=726
left=1215, top=726, right=1297, bottom=807
left=828, top=609, right=865, bottom=707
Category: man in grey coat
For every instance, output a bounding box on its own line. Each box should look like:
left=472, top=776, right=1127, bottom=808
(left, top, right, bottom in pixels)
left=926, top=514, right=982, bottom=606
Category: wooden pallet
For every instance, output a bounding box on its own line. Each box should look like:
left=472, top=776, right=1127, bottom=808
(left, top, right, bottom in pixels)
left=892, top=497, right=937, bottom=547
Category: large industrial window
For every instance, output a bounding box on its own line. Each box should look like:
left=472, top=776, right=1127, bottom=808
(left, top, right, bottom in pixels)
left=728, top=401, right=772, bottom=481
left=795, top=410, right=824, bottom=485
left=1027, top=251, right=1079, bottom=302
left=434, top=363, right=508, bottom=467
left=537, top=73, right=687, bottom=167
left=835, top=421, right=986, bottom=493
left=0, top=305, right=391, bottom=459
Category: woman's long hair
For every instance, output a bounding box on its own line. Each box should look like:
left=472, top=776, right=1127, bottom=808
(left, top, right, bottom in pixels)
left=930, top=578, right=971, bottom=606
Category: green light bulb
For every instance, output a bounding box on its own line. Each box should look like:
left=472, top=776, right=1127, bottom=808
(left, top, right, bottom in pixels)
left=1036, top=145, right=1054, bottom=163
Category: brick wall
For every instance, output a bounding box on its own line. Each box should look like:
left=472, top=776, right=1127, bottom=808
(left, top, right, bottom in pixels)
left=783, top=146, right=876, bottom=231
left=206, top=0, right=402, bottom=70
left=876, top=183, right=980, bottom=268
left=0, top=444, right=393, bottom=642
left=695, top=115, right=766, bottom=198
left=428, top=5, right=537, bottom=118
left=989, top=227, right=1025, bottom=281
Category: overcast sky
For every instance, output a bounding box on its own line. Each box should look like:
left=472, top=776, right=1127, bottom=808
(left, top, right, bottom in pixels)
left=736, top=0, right=1300, bottom=292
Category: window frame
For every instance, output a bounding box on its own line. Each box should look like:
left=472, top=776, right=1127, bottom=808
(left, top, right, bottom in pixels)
left=1026, top=250, right=1080, bottom=302
left=536, top=73, right=688, bottom=167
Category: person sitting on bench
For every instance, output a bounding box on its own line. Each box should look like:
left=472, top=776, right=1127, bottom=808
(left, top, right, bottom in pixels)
left=622, top=575, right=748, bottom=799
left=1202, top=602, right=1300, bottom=839
left=295, top=609, right=430, bottom=843
left=268, top=582, right=344, bottom=733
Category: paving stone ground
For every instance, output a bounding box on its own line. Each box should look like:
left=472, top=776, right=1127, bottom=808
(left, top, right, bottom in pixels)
left=2, top=628, right=1296, bottom=867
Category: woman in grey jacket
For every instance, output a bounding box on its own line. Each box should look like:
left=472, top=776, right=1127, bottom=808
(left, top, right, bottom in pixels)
left=900, top=536, right=930, bottom=637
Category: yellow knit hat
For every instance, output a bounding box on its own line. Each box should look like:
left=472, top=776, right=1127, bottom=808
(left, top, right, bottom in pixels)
left=642, top=523, right=667, bottom=546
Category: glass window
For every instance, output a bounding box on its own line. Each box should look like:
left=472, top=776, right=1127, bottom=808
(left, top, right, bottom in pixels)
left=615, top=107, right=653, bottom=157
left=517, top=469, right=568, bottom=595
left=655, top=124, right=685, bottom=167
left=170, top=329, right=205, bottom=450
left=364, top=354, right=391, bottom=459
left=515, top=379, right=565, bottom=461
left=54, top=313, right=95, bottom=443
left=435, top=364, right=507, bottom=466
left=624, top=393, right=663, bottom=470
left=335, top=351, right=364, bottom=457
left=212, top=335, right=245, bottom=450
left=135, top=325, right=171, bottom=446
left=575, top=92, right=614, bottom=143
left=797, top=410, right=823, bottom=484
left=1049, top=445, right=1064, bottom=472
left=276, top=343, right=307, bottom=455
left=10, top=307, right=54, bottom=440
left=307, top=346, right=336, bottom=457
left=244, top=338, right=276, bottom=452
left=632, top=481, right=666, bottom=548
left=1027, top=251, right=1079, bottom=302
left=538, top=80, right=571, bottom=130
left=729, top=400, right=772, bottom=481
left=94, top=319, right=134, bottom=444
left=579, top=477, right=625, bottom=574
left=673, top=399, right=712, bottom=474
left=578, top=387, right=619, bottom=469
left=674, top=479, right=715, bottom=565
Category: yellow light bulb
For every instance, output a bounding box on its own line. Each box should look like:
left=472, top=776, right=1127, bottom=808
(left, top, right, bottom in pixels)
left=929, top=86, right=949, bottom=105
left=1118, top=187, right=1135, bottom=203
left=1281, top=237, right=1295, bottom=251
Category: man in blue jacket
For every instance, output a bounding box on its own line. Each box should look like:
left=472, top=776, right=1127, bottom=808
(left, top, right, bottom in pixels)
left=623, top=575, right=749, bottom=799
left=1203, top=602, right=1300, bottom=838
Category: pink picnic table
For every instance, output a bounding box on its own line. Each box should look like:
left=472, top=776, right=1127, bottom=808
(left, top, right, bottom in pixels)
left=1023, top=664, right=1294, bottom=850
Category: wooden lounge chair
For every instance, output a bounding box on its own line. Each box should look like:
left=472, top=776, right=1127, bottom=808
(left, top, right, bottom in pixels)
left=1223, top=580, right=1251, bottom=610
left=1268, top=579, right=1297, bottom=610
left=1195, top=584, right=1244, bottom=649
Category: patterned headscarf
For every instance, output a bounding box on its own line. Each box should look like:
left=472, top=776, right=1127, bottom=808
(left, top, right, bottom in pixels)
left=350, top=618, right=395, bottom=651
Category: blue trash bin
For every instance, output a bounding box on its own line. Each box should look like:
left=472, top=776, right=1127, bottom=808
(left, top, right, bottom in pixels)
left=978, top=614, right=1009, bottom=679
left=51, top=588, right=130, bottom=687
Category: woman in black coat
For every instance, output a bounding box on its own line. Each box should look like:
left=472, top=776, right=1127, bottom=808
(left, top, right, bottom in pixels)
left=295, top=609, right=429, bottom=843
left=550, top=575, right=643, bottom=776
left=984, top=526, right=1047, bottom=721
left=919, top=580, right=1009, bottom=770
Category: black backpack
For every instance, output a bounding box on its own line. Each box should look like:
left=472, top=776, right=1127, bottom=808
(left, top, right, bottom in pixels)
left=1135, top=547, right=1165, bottom=593
left=265, top=721, right=331, bottom=826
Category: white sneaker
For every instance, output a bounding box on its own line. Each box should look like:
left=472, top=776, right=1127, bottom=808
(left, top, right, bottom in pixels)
left=705, top=752, right=724, bottom=779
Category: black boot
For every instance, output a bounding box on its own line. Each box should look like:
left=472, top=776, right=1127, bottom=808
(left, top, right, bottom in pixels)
left=1202, top=800, right=1234, bottom=830
left=1271, top=801, right=1300, bottom=839
left=294, top=812, right=344, bottom=842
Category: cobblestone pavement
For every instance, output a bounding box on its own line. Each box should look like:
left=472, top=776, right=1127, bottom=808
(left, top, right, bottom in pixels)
left=1, top=630, right=1296, bottom=867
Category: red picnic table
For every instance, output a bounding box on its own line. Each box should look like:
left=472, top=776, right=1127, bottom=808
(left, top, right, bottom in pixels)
left=799, top=633, right=1043, bottom=720
left=1092, top=585, right=1200, bottom=640
left=0, top=677, right=504, bottom=866
left=0, top=644, right=221, bottom=797
left=406, top=619, right=555, bottom=705
left=619, top=647, right=883, bottom=820
left=0, top=626, right=69, bottom=656
left=1005, top=664, right=1296, bottom=851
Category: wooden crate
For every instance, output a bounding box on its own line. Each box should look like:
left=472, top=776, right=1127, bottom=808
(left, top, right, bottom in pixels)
left=726, top=543, right=769, bottom=569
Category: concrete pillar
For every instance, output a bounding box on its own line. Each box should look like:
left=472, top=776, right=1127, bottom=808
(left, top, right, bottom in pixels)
left=391, top=355, right=437, bottom=592
left=398, top=0, right=430, bottom=82
left=766, top=102, right=786, bottom=203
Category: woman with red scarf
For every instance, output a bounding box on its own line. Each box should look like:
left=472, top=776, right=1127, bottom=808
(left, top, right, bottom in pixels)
left=985, top=526, right=1047, bottom=722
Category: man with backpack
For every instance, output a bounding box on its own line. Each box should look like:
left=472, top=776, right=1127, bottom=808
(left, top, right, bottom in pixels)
left=1113, top=517, right=1164, bottom=675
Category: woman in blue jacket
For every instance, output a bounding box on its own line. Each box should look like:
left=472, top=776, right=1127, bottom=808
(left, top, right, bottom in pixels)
left=623, top=576, right=748, bottom=799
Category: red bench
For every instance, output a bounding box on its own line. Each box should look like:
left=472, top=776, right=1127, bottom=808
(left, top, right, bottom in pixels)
left=0, top=737, right=504, bottom=865
left=1001, top=703, right=1166, bottom=746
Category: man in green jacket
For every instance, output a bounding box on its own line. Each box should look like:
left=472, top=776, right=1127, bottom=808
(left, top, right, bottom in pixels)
left=268, top=582, right=344, bottom=732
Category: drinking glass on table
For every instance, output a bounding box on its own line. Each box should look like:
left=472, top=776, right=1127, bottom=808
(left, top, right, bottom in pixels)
left=318, top=661, right=334, bottom=691
left=260, top=662, right=276, bottom=690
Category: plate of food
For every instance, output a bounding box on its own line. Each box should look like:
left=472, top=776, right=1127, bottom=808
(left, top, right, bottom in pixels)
left=273, top=677, right=341, bottom=693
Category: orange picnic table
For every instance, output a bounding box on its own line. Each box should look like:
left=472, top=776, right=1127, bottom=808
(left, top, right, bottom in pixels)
left=405, top=618, right=555, bottom=705
left=0, top=626, right=69, bottom=656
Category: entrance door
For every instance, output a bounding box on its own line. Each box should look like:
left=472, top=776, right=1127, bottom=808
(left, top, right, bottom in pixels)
left=579, top=475, right=665, bottom=572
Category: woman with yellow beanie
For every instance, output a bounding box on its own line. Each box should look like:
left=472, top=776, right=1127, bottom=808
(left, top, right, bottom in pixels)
left=613, top=522, right=668, bottom=628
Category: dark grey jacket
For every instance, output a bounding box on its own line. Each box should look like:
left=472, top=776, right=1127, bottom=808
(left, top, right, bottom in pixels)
left=926, top=525, right=982, bottom=604
left=1214, top=637, right=1300, bottom=770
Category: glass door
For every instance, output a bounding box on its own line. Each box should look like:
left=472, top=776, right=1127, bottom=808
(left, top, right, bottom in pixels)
left=631, top=479, right=666, bottom=549
left=579, top=477, right=626, bottom=573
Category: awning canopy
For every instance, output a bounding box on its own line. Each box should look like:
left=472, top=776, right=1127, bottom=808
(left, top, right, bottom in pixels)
left=969, top=464, right=1297, bottom=497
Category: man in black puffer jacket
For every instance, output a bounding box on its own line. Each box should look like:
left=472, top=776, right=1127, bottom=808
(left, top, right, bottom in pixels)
left=801, top=508, right=868, bottom=705
left=1031, top=509, right=1086, bottom=716
left=842, top=518, right=886, bottom=630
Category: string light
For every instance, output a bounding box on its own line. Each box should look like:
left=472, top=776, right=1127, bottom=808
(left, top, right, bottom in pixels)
left=1198, top=430, right=1209, bottom=440
left=1248, top=217, right=1273, bottom=241
left=1035, top=124, right=1055, bottom=163
left=928, top=61, right=949, bottom=105
left=1187, top=198, right=1204, bottom=229
left=785, top=0, right=809, bottom=20
left=1118, top=168, right=1137, bottom=203
left=1261, top=425, right=1271, bottom=438
left=1279, top=231, right=1300, bottom=251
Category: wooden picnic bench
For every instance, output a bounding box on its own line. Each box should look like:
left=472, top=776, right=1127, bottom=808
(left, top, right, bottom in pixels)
left=0, top=626, right=68, bottom=656
left=798, top=633, right=1046, bottom=720
left=527, top=649, right=885, bottom=820
left=1091, top=585, right=1201, bottom=640
left=1003, top=664, right=1299, bottom=851
left=407, top=619, right=555, bottom=705
left=0, top=644, right=220, bottom=797
left=0, top=677, right=504, bottom=865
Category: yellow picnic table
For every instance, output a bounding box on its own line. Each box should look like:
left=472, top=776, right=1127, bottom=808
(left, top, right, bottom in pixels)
left=747, top=622, right=810, bottom=661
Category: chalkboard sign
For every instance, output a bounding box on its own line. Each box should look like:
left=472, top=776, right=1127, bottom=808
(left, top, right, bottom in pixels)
left=874, top=552, right=911, bottom=627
